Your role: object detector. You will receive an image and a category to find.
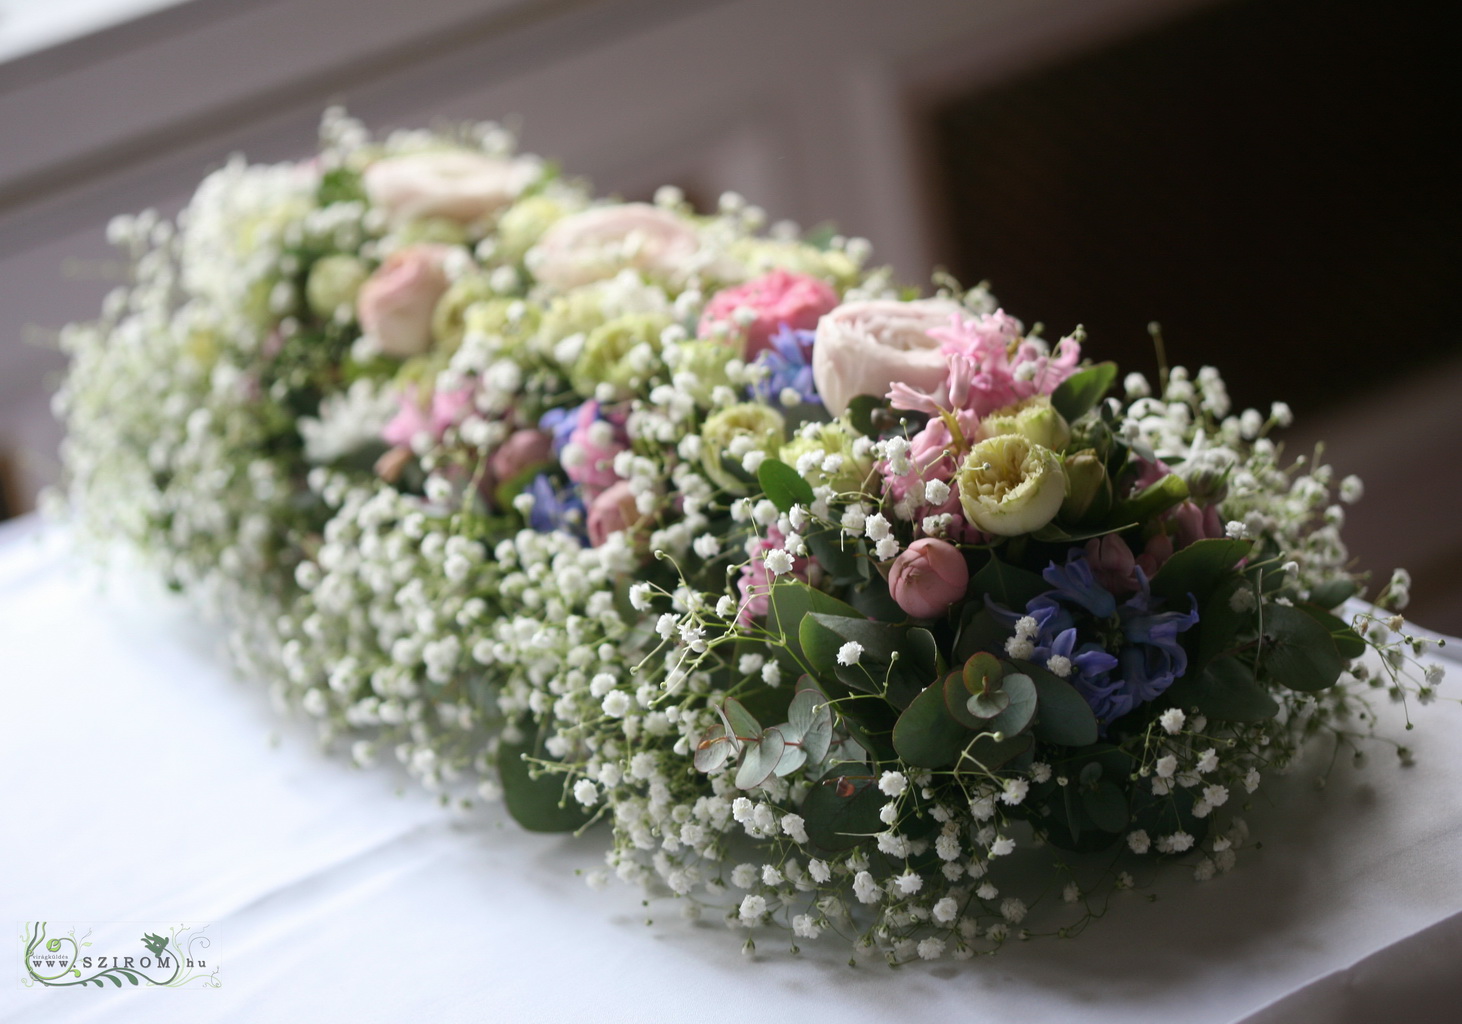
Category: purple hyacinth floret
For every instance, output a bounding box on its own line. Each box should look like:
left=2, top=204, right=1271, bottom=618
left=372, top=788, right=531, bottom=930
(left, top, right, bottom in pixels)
left=526, top=472, right=587, bottom=542
left=751, top=326, right=820, bottom=405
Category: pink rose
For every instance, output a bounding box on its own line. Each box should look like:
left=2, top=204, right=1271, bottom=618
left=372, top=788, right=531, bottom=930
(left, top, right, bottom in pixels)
left=888, top=538, right=969, bottom=619
left=363, top=151, right=538, bottom=226
left=811, top=299, right=962, bottom=418
left=1085, top=534, right=1138, bottom=595
left=528, top=203, right=700, bottom=289
left=698, top=270, right=839, bottom=358
left=586, top=480, right=645, bottom=547
left=381, top=383, right=474, bottom=449
left=489, top=428, right=554, bottom=482
left=358, top=244, right=453, bottom=358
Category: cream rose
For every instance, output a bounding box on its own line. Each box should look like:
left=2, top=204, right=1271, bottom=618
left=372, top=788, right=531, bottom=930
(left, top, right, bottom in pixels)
left=811, top=299, right=962, bottom=417
left=527, top=203, right=700, bottom=290
left=363, top=151, right=539, bottom=226
left=356, top=244, right=453, bottom=358
left=955, top=434, right=1066, bottom=536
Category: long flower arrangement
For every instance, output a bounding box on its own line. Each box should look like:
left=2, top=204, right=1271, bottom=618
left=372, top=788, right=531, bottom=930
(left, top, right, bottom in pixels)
left=56, top=111, right=1443, bottom=962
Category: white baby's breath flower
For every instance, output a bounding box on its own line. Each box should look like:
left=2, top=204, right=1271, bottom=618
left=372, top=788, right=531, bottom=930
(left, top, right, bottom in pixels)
left=837, top=641, right=864, bottom=666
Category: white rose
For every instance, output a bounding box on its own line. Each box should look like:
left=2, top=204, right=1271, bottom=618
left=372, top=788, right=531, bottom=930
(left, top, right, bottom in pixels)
left=956, top=434, right=1066, bottom=536
left=526, top=203, right=701, bottom=290
left=810, top=299, right=961, bottom=417
left=363, top=151, right=539, bottom=226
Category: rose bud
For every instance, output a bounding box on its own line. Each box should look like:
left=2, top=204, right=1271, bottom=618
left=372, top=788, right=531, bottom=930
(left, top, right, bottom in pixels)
left=889, top=538, right=969, bottom=619
left=586, top=480, right=646, bottom=547
left=955, top=434, right=1066, bottom=537
left=1060, top=448, right=1111, bottom=523
left=1085, top=534, right=1138, bottom=595
left=489, top=429, right=554, bottom=483
left=357, top=244, right=453, bottom=358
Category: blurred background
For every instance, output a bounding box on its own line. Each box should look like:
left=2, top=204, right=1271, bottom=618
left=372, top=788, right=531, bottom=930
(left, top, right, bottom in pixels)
left=0, top=0, right=1456, bottom=629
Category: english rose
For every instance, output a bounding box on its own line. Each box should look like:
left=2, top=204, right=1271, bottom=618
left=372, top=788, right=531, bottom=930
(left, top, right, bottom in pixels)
left=527, top=203, right=700, bottom=290
left=362, top=151, right=538, bottom=226
left=889, top=538, right=969, bottom=619
left=698, top=270, right=839, bottom=358
left=357, top=244, right=453, bottom=357
left=955, top=434, right=1066, bottom=536
left=810, top=299, right=961, bottom=418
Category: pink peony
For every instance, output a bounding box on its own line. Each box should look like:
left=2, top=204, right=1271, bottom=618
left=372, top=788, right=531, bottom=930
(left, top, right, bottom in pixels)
left=357, top=244, right=453, bottom=358
left=586, top=480, right=645, bottom=547
left=698, top=270, right=839, bottom=358
left=381, top=383, right=475, bottom=448
left=889, top=538, right=969, bottom=619
left=490, top=428, right=554, bottom=482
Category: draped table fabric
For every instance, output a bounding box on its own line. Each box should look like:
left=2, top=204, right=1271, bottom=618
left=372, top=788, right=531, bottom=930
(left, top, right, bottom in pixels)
left=4, top=514, right=1461, bottom=1023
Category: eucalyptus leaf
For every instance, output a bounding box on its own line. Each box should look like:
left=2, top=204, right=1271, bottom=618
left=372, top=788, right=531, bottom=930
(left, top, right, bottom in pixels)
left=1297, top=603, right=1367, bottom=659
left=1308, top=578, right=1358, bottom=611
left=769, top=579, right=863, bottom=663
left=801, top=775, right=885, bottom=850
left=1081, top=780, right=1130, bottom=833
left=893, top=681, right=970, bottom=769
left=722, top=697, right=762, bottom=742
left=1015, top=660, right=1100, bottom=747
left=773, top=741, right=808, bottom=778
left=956, top=732, right=1032, bottom=774
left=984, top=672, right=1037, bottom=738
left=966, top=688, right=1011, bottom=719
left=944, top=671, right=984, bottom=729
left=969, top=556, right=1049, bottom=612
left=954, top=606, right=1011, bottom=662
left=735, top=727, right=787, bottom=789
left=1163, top=655, right=1278, bottom=722
left=693, top=722, right=733, bottom=772
left=801, top=699, right=834, bottom=765
left=962, top=651, right=1004, bottom=694
left=1260, top=604, right=1345, bottom=691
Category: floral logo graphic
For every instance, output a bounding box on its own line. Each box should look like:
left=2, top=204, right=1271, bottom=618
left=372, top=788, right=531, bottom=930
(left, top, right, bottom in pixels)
left=20, top=922, right=220, bottom=989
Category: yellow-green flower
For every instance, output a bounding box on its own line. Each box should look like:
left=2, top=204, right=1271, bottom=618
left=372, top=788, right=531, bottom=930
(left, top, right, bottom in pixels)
left=700, top=403, right=786, bottom=494
left=977, top=395, right=1071, bottom=452
left=956, top=434, right=1066, bottom=536
left=305, top=255, right=370, bottom=320
left=779, top=421, right=871, bottom=493
left=570, top=312, right=671, bottom=399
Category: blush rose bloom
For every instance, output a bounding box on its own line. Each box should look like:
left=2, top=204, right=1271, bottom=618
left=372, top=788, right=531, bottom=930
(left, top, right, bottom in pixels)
left=698, top=270, right=839, bottom=359
left=889, top=538, right=969, bottom=619
left=357, top=244, right=453, bottom=357
left=362, top=151, right=538, bottom=226
left=527, top=203, right=700, bottom=290
left=811, top=299, right=962, bottom=418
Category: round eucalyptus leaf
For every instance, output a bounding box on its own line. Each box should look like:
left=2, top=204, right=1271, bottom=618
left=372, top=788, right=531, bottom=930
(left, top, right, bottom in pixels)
left=736, top=727, right=786, bottom=789
left=693, top=723, right=733, bottom=773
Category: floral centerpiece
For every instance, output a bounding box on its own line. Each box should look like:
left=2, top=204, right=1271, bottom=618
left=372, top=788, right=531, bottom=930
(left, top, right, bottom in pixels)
left=55, top=111, right=1443, bottom=962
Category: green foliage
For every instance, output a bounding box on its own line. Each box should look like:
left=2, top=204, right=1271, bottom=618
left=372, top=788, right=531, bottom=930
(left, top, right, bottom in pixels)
left=968, top=555, right=1048, bottom=611
left=801, top=775, right=884, bottom=851
left=1260, top=604, right=1345, bottom=691
left=1017, top=661, right=1101, bottom=746
left=756, top=457, right=815, bottom=512
left=1164, top=655, right=1279, bottom=722
left=497, top=738, right=595, bottom=833
left=1051, top=361, right=1118, bottom=422
left=1150, top=538, right=1252, bottom=604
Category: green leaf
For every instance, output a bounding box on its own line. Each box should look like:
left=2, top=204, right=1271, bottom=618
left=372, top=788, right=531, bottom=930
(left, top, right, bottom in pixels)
left=1150, top=538, right=1252, bottom=604
left=497, top=738, right=595, bottom=833
left=1164, top=655, right=1279, bottom=722
left=962, top=652, right=1004, bottom=693
left=968, top=556, right=1049, bottom=612
left=805, top=527, right=865, bottom=585
left=983, top=672, right=1037, bottom=738
left=1031, top=520, right=1134, bottom=544
left=801, top=775, right=885, bottom=851
left=791, top=688, right=834, bottom=764
left=956, top=732, right=1032, bottom=774
left=1081, top=780, right=1129, bottom=833
left=736, top=728, right=786, bottom=788
left=1051, top=361, right=1118, bottom=422
left=805, top=612, right=901, bottom=663
left=1297, top=603, right=1366, bottom=659
left=944, top=671, right=984, bottom=729
left=1017, top=661, right=1100, bottom=746
left=1113, top=473, right=1189, bottom=525
left=1260, top=604, right=1345, bottom=691
left=1308, top=578, right=1358, bottom=611
left=953, top=607, right=1010, bottom=662
left=769, top=579, right=863, bottom=664
left=966, top=688, right=1011, bottom=719
left=846, top=394, right=885, bottom=438
left=893, top=681, right=971, bottom=768
left=1195, top=576, right=1260, bottom=667
left=773, top=740, right=807, bottom=778
left=757, top=457, right=815, bottom=512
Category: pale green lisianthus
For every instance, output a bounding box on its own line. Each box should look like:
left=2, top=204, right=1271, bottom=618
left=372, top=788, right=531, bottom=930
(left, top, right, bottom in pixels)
left=497, top=193, right=580, bottom=264
left=780, top=421, right=871, bottom=493
left=305, top=255, right=370, bottom=321
left=668, top=338, right=738, bottom=406
left=956, top=434, right=1066, bottom=536
left=700, top=403, right=786, bottom=495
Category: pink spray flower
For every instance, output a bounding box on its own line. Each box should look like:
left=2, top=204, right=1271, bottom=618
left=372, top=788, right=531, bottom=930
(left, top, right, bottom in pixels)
left=586, top=480, right=645, bottom=548
left=490, top=428, right=554, bottom=482
left=561, top=400, right=629, bottom=499
left=381, top=383, right=475, bottom=449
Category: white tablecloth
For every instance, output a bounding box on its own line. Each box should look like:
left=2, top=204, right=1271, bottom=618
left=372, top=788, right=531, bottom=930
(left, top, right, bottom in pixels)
left=4, top=515, right=1462, bottom=1023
